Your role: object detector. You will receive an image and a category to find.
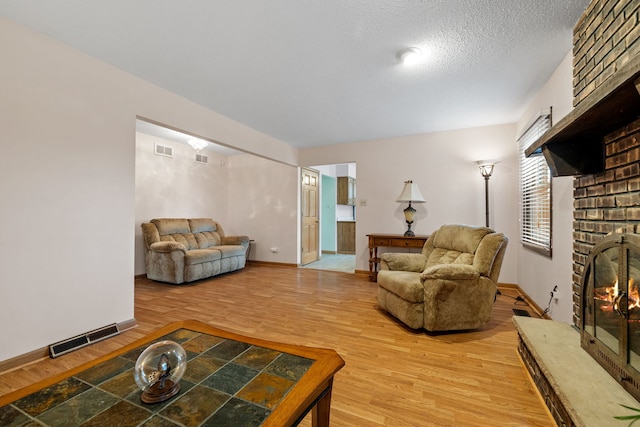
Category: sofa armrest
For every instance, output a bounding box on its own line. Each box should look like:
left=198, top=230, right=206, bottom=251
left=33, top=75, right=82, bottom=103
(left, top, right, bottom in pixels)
left=150, top=241, right=187, bottom=253
left=222, top=235, right=250, bottom=247
left=420, top=264, right=479, bottom=281
left=380, top=253, right=427, bottom=272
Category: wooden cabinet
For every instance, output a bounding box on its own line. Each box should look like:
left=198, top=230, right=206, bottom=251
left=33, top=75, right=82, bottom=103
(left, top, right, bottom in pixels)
left=337, top=221, right=356, bottom=254
left=337, top=176, right=356, bottom=205
left=367, top=233, right=429, bottom=281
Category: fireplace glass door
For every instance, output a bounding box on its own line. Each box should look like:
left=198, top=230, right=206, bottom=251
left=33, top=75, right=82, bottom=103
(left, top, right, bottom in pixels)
left=582, top=233, right=640, bottom=400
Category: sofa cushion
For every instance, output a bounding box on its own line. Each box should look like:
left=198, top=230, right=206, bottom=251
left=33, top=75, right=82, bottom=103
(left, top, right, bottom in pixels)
left=377, top=271, right=424, bottom=303
left=160, top=233, right=199, bottom=250
left=432, top=224, right=492, bottom=254
left=427, top=248, right=474, bottom=267
left=194, top=231, right=222, bottom=249
left=217, top=245, right=245, bottom=258
left=152, top=218, right=191, bottom=235
left=189, top=218, right=217, bottom=233
left=184, top=249, right=222, bottom=266
left=188, top=219, right=222, bottom=249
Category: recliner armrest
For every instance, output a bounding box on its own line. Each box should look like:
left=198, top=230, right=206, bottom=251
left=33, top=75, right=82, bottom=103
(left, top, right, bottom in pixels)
left=150, top=241, right=187, bottom=253
left=380, top=253, right=427, bottom=272
left=420, top=264, right=479, bottom=280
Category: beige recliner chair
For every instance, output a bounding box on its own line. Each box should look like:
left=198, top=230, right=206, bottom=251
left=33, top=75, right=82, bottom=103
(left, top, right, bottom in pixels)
left=377, top=224, right=508, bottom=331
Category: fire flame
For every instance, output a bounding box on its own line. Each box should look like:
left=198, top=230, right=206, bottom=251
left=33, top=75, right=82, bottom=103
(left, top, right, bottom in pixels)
left=595, top=277, right=640, bottom=311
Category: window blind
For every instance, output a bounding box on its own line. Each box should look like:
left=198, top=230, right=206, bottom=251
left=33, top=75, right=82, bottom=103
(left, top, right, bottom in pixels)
left=519, top=110, right=552, bottom=256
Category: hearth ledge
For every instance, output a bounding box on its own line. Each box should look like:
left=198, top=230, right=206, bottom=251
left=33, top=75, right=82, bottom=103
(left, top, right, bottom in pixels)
left=513, top=316, right=639, bottom=427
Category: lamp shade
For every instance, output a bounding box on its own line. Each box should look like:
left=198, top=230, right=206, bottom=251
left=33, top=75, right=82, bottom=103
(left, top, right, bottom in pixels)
left=478, top=163, right=494, bottom=178
left=396, top=181, right=426, bottom=203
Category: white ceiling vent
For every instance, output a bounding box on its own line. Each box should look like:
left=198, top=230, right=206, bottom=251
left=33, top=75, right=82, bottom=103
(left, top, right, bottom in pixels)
left=195, top=153, right=208, bottom=164
left=154, top=143, right=173, bottom=157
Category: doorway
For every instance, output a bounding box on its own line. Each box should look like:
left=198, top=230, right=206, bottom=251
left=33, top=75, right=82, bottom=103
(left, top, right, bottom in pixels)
left=300, top=163, right=356, bottom=273
left=301, top=167, right=320, bottom=265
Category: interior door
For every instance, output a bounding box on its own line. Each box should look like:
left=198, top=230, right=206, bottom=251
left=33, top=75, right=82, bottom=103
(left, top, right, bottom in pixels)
left=301, top=168, right=320, bottom=265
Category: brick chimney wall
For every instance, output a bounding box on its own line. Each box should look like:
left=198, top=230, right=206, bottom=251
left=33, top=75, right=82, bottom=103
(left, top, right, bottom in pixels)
left=573, top=0, right=640, bottom=106
left=572, top=0, right=640, bottom=326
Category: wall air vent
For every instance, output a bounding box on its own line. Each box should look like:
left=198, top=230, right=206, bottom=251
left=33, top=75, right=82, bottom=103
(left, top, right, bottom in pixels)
left=49, top=323, right=120, bottom=358
left=154, top=143, right=173, bottom=157
left=195, top=154, right=208, bottom=164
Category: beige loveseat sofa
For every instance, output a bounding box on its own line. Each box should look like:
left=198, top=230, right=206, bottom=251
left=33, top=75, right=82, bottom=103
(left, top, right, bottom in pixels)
left=377, top=224, right=508, bottom=331
left=141, top=218, right=249, bottom=284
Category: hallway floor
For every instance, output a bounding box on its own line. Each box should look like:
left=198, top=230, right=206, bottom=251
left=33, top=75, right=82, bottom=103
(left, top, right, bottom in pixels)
left=300, top=253, right=355, bottom=273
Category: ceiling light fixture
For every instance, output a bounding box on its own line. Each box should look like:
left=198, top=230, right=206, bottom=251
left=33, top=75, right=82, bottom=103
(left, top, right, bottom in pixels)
left=187, top=138, right=208, bottom=151
left=397, top=47, right=421, bottom=65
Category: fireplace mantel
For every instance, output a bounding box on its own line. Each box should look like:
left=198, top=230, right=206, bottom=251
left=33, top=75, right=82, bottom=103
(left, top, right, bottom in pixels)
left=526, top=54, right=640, bottom=177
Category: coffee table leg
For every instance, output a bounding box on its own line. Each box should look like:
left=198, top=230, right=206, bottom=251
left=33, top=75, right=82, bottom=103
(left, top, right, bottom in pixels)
left=312, top=381, right=334, bottom=427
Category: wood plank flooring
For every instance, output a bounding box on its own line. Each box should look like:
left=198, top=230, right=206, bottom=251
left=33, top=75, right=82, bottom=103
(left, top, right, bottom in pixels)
left=0, top=264, right=552, bottom=426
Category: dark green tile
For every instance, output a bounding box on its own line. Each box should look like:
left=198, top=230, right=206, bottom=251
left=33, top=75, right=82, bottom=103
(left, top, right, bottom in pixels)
left=202, top=363, right=258, bottom=395
left=74, top=357, right=133, bottom=385
left=160, top=385, right=229, bottom=426
left=203, top=397, right=270, bottom=427
left=0, top=404, right=31, bottom=426
left=140, top=415, right=182, bottom=426
left=37, top=388, right=118, bottom=426
left=233, top=346, right=280, bottom=370
left=99, top=369, right=139, bottom=398
left=181, top=334, right=225, bottom=354
left=181, top=353, right=226, bottom=383
left=13, top=377, right=91, bottom=416
left=119, top=345, right=149, bottom=362
left=204, top=340, right=250, bottom=361
left=79, top=400, right=151, bottom=427
left=265, top=353, right=313, bottom=381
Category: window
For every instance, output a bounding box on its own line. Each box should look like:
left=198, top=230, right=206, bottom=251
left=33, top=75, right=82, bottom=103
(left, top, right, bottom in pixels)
left=519, top=109, right=552, bottom=256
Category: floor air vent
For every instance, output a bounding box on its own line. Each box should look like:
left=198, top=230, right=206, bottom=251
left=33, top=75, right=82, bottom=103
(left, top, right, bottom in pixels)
left=512, top=309, right=531, bottom=317
left=49, top=323, right=120, bottom=358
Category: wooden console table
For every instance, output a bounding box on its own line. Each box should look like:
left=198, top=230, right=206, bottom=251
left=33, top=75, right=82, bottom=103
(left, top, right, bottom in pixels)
left=0, top=320, right=344, bottom=427
left=367, top=233, right=429, bottom=282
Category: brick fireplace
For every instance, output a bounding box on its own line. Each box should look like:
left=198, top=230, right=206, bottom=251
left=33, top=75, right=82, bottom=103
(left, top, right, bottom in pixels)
left=515, top=0, right=640, bottom=425
left=570, top=0, right=640, bottom=328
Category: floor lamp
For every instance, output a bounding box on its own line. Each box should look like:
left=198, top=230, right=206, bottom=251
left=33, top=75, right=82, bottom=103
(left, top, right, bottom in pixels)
left=478, top=163, right=494, bottom=227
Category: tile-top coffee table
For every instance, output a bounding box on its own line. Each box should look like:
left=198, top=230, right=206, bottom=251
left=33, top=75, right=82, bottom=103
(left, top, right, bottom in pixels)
left=0, top=320, right=345, bottom=427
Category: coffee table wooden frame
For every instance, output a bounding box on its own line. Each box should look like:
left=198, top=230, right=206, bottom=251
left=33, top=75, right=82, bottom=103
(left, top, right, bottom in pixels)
left=0, top=320, right=345, bottom=427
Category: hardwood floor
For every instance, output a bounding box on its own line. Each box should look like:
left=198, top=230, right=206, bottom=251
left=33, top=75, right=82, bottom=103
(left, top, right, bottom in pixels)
left=0, top=264, right=552, bottom=426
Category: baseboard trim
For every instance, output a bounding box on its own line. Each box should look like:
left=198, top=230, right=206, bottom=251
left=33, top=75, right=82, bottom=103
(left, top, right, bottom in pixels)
left=0, top=318, right=138, bottom=375
left=497, top=283, right=546, bottom=318
left=249, top=260, right=298, bottom=268
left=0, top=346, right=49, bottom=375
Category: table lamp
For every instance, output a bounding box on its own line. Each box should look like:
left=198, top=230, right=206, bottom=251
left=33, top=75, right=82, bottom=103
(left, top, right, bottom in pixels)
left=396, top=180, right=426, bottom=236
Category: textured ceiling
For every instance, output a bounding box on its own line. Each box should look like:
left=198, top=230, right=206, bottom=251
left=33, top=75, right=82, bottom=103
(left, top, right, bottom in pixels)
left=0, top=0, right=589, bottom=148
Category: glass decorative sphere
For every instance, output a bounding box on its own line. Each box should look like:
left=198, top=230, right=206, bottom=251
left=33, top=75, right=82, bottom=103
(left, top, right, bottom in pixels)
left=134, top=340, right=187, bottom=403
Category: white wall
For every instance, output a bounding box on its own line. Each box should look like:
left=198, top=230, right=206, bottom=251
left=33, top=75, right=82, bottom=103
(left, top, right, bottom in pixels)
left=225, top=155, right=299, bottom=263
left=134, top=133, right=232, bottom=275
left=299, top=124, right=519, bottom=284
left=0, top=17, right=297, bottom=362
left=516, top=51, right=575, bottom=323
left=0, top=14, right=576, bottom=363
